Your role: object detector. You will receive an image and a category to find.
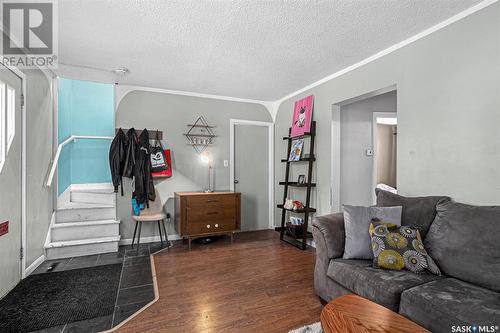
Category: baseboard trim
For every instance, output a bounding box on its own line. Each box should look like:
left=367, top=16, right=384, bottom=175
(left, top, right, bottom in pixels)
left=25, top=255, right=45, bottom=277
left=119, top=234, right=181, bottom=246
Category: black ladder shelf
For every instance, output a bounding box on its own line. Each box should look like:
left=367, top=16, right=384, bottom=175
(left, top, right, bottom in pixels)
left=275, top=121, right=316, bottom=250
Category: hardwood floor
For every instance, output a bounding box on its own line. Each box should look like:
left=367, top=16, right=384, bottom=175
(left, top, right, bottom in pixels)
left=116, top=230, right=322, bottom=332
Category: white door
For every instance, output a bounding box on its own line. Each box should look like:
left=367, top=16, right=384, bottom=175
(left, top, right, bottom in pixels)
left=234, top=124, right=269, bottom=231
left=0, top=66, right=23, bottom=297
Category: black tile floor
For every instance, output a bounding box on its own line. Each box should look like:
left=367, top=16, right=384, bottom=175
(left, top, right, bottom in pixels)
left=30, top=242, right=169, bottom=333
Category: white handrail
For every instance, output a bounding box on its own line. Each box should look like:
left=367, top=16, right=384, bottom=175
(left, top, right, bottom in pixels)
left=45, top=135, right=114, bottom=187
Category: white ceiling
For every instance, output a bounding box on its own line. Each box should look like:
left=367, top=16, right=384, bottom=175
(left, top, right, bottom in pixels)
left=58, top=0, right=483, bottom=101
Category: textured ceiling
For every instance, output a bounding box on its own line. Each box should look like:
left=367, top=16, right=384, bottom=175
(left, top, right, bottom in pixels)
left=58, top=0, right=483, bottom=101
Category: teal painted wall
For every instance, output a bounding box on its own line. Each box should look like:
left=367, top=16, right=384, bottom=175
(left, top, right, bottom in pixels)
left=57, top=78, right=114, bottom=195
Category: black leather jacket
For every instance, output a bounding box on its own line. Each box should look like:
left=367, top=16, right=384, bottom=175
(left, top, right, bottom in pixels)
left=109, top=128, right=126, bottom=195
left=109, top=128, right=139, bottom=195
left=123, top=128, right=138, bottom=178
left=133, top=129, right=156, bottom=207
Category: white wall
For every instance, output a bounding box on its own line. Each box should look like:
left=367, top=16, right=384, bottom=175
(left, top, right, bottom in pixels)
left=339, top=91, right=396, bottom=207
left=275, top=2, right=500, bottom=219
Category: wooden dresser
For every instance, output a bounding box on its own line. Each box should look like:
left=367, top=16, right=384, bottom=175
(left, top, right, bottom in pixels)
left=175, top=191, right=241, bottom=249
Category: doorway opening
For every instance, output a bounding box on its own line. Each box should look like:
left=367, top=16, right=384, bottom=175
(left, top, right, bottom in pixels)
left=331, top=86, right=397, bottom=211
left=372, top=113, right=398, bottom=204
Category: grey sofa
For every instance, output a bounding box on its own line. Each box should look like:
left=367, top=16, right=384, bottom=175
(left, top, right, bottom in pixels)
left=312, top=191, right=500, bottom=333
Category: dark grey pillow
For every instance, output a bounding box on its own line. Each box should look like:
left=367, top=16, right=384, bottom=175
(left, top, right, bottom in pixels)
left=425, top=201, right=500, bottom=292
left=375, top=189, right=450, bottom=238
left=343, top=205, right=402, bottom=260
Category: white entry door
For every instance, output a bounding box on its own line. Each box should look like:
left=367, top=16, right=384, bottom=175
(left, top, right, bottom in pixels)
left=0, top=65, right=23, bottom=297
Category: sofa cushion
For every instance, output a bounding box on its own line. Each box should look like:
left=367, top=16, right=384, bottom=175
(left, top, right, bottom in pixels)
left=327, top=259, right=442, bottom=311
left=375, top=189, right=450, bottom=237
left=400, top=278, right=500, bottom=333
left=425, top=201, right=500, bottom=292
left=343, top=205, right=402, bottom=260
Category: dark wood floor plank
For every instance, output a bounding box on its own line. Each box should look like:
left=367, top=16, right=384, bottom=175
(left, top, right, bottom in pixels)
left=116, top=230, right=322, bottom=332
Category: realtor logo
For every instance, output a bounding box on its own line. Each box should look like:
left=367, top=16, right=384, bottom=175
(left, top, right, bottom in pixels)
left=0, top=0, right=58, bottom=68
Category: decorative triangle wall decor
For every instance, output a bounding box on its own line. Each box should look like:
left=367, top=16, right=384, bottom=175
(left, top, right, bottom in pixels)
left=184, top=116, right=216, bottom=154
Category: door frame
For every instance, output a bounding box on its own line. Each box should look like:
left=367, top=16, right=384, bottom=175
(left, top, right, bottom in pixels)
left=229, top=119, right=274, bottom=229
left=330, top=85, right=396, bottom=212
left=372, top=112, right=398, bottom=204
left=1, top=64, right=27, bottom=279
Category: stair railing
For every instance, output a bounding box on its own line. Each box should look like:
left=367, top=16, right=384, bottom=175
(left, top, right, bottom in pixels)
left=45, top=135, right=114, bottom=187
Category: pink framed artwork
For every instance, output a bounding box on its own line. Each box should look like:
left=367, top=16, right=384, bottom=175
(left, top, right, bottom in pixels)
left=291, top=95, right=314, bottom=137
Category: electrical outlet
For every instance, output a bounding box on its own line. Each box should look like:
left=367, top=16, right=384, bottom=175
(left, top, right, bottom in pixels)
left=224, top=160, right=229, bottom=167
left=365, top=148, right=374, bottom=156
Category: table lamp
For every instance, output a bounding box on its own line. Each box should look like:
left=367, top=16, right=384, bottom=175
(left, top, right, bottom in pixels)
left=200, top=152, right=213, bottom=193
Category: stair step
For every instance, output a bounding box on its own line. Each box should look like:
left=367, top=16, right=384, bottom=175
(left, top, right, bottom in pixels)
left=56, top=205, right=116, bottom=223
left=45, top=236, right=120, bottom=260
left=51, top=220, right=120, bottom=242
left=70, top=190, right=116, bottom=205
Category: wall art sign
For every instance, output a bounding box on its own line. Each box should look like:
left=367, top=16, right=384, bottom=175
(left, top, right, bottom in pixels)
left=291, top=95, right=314, bottom=137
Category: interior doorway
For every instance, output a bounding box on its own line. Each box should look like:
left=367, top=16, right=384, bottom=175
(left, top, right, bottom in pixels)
left=229, top=119, right=274, bottom=231
left=330, top=86, right=397, bottom=211
left=372, top=113, right=398, bottom=203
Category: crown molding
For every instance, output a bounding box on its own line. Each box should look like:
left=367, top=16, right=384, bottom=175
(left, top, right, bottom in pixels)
left=275, top=0, right=498, bottom=108
left=115, top=84, right=274, bottom=118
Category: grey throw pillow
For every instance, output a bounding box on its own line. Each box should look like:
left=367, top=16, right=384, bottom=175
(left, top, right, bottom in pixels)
left=343, top=205, right=402, bottom=259
left=375, top=189, right=451, bottom=238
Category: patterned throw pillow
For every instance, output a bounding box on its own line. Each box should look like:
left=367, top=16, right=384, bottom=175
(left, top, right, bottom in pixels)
left=369, top=221, right=441, bottom=275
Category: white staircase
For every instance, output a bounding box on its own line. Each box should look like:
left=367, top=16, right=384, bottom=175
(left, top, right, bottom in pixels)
left=45, top=184, right=121, bottom=259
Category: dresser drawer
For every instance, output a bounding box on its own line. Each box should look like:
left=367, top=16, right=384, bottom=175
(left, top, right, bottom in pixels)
left=186, top=206, right=236, bottom=223
left=187, top=219, right=237, bottom=235
left=186, top=194, right=236, bottom=208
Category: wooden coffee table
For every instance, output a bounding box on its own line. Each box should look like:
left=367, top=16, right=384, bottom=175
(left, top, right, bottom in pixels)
left=320, top=294, right=430, bottom=333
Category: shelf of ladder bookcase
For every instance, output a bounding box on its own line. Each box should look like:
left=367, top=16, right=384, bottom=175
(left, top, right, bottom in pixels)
left=274, top=227, right=313, bottom=239
left=282, top=133, right=312, bottom=140
left=279, top=182, right=316, bottom=187
left=277, top=204, right=316, bottom=213
left=281, top=157, right=316, bottom=163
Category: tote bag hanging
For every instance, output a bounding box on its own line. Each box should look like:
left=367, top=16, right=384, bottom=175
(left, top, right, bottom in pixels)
left=150, top=130, right=168, bottom=172
left=152, top=149, right=172, bottom=178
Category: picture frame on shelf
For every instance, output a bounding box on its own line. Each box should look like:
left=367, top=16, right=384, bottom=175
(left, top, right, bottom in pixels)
left=289, top=138, right=304, bottom=161
left=297, top=174, right=306, bottom=185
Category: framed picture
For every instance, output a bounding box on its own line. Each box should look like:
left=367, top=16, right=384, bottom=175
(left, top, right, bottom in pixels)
left=291, top=95, right=314, bottom=137
left=297, top=174, right=306, bottom=185
left=288, top=139, right=304, bottom=161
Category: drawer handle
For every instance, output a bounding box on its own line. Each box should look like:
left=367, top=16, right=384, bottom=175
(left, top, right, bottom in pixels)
left=206, top=224, right=211, bottom=228
left=215, top=224, right=219, bottom=228
left=206, top=200, right=219, bottom=203
left=207, top=212, right=218, bottom=215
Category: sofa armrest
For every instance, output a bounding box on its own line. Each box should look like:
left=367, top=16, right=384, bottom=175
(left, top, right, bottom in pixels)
left=312, top=213, right=345, bottom=300
left=312, top=213, right=345, bottom=259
